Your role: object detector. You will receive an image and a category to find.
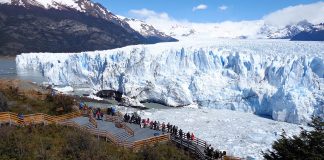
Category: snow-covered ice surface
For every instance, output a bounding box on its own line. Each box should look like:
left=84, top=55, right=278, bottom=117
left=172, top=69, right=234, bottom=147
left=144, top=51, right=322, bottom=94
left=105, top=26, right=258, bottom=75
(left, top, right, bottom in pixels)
left=118, top=107, right=306, bottom=159
left=16, top=39, right=324, bottom=124
left=53, top=86, right=74, bottom=92
left=0, top=0, right=83, bottom=11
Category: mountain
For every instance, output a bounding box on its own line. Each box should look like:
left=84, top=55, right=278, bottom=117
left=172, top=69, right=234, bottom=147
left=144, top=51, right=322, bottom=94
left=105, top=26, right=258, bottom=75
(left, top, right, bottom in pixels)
left=261, top=20, right=315, bottom=39
left=0, top=0, right=176, bottom=56
left=291, top=23, right=324, bottom=41
left=147, top=19, right=320, bottom=40
left=153, top=21, right=266, bottom=41
left=119, top=16, right=178, bottom=43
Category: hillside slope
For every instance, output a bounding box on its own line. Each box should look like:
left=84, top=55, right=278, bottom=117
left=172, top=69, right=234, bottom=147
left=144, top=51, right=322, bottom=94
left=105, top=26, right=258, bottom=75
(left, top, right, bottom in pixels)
left=0, top=0, right=177, bottom=56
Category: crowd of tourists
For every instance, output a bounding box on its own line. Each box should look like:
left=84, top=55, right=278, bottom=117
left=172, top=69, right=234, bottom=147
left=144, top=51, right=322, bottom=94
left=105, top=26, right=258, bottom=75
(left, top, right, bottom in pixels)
left=79, top=102, right=106, bottom=120
left=123, top=112, right=227, bottom=159
left=123, top=113, right=196, bottom=141
left=78, top=102, right=226, bottom=159
left=123, top=113, right=141, bottom=124
left=205, top=145, right=226, bottom=159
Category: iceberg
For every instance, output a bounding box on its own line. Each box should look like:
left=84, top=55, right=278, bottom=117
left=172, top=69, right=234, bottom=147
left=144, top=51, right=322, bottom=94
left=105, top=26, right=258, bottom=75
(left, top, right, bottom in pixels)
left=16, top=39, right=324, bottom=124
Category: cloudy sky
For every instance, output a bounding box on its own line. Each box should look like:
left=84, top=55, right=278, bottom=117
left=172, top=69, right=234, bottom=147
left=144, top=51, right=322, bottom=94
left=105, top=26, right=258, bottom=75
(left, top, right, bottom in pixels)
left=94, top=0, right=323, bottom=25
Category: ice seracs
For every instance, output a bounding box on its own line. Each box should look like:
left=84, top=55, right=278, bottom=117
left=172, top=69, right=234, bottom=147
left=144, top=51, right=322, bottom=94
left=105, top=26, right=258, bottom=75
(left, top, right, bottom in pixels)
left=16, top=39, right=324, bottom=124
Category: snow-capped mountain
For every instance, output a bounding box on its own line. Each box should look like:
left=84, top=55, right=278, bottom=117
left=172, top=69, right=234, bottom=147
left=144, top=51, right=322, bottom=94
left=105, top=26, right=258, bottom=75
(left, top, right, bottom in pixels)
left=0, top=0, right=177, bottom=41
left=16, top=40, right=324, bottom=124
left=291, top=23, right=324, bottom=41
left=261, top=20, right=315, bottom=39
left=156, top=20, right=267, bottom=41
left=0, top=0, right=131, bottom=30
left=144, top=18, right=322, bottom=41
left=0, top=0, right=177, bottom=55
left=119, top=16, right=178, bottom=43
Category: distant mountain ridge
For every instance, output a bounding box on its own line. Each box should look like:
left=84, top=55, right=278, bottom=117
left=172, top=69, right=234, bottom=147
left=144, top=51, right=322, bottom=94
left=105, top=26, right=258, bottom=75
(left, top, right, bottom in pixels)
left=150, top=19, right=323, bottom=41
left=291, top=23, right=324, bottom=41
left=0, top=0, right=177, bottom=56
left=260, top=20, right=316, bottom=39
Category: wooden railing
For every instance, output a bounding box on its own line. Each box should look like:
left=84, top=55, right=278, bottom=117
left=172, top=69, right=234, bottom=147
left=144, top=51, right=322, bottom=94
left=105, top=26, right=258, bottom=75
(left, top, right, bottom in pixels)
left=116, top=111, right=123, bottom=117
left=0, top=112, right=21, bottom=125
left=59, top=120, right=119, bottom=145
left=105, top=115, right=134, bottom=136
left=132, top=134, right=170, bottom=151
left=0, top=111, right=81, bottom=126
left=120, top=122, right=135, bottom=136
left=89, top=115, right=98, bottom=128
left=105, top=115, right=121, bottom=122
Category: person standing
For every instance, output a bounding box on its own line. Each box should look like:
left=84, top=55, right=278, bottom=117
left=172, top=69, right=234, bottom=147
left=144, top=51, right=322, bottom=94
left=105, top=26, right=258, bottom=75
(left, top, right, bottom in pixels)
left=150, top=121, right=153, bottom=129
left=186, top=132, right=190, bottom=140
left=179, top=129, right=183, bottom=139
left=174, top=126, right=178, bottom=136
left=172, top=125, right=175, bottom=135
left=191, top=132, right=195, bottom=141
left=167, top=123, right=170, bottom=132
left=157, top=121, right=161, bottom=131
left=162, top=122, right=166, bottom=132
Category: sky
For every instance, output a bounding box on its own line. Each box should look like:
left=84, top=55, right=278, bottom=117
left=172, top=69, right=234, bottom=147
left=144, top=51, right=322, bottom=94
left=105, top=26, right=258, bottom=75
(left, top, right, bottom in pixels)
left=93, top=0, right=323, bottom=23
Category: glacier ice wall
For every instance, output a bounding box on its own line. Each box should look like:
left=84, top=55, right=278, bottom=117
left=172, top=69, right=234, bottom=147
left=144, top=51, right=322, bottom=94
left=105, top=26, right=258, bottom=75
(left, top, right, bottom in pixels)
left=16, top=40, right=324, bottom=124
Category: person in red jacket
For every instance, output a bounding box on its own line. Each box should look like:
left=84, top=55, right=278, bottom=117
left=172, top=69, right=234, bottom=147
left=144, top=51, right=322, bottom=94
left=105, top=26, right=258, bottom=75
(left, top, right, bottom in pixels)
left=191, top=132, right=195, bottom=141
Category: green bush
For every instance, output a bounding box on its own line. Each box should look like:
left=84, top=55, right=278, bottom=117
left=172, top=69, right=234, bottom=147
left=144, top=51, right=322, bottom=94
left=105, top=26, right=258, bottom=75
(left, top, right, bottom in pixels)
left=46, top=94, right=75, bottom=115
left=263, top=116, right=324, bottom=160
left=137, top=142, right=191, bottom=160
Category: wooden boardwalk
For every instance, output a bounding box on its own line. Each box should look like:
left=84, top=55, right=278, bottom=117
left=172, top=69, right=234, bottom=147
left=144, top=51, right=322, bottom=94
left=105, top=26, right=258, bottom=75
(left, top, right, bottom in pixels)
left=67, top=116, right=166, bottom=144
left=0, top=111, right=240, bottom=159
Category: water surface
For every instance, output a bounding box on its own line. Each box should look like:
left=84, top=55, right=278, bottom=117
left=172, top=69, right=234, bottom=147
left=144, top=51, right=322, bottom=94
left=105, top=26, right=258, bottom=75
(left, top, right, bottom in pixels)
left=0, top=58, right=46, bottom=83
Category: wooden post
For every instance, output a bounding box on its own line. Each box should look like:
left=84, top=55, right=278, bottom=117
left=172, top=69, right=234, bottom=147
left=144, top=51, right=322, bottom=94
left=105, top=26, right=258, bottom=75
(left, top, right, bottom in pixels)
left=9, top=113, right=11, bottom=126
left=43, top=114, right=46, bottom=126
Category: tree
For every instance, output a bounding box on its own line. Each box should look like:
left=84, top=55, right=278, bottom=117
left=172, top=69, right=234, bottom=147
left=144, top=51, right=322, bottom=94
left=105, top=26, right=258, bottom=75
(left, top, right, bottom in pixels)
left=263, top=116, right=324, bottom=160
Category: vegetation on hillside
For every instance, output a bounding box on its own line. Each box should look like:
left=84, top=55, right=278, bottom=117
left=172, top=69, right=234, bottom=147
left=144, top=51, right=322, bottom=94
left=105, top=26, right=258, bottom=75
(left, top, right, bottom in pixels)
left=0, top=92, right=8, bottom=112
left=0, top=125, right=192, bottom=160
left=0, top=82, right=75, bottom=115
left=263, top=116, right=324, bottom=160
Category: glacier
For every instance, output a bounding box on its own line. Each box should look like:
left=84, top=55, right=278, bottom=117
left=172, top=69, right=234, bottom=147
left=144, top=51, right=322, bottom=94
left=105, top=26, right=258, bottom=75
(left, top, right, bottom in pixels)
left=16, top=39, right=324, bottom=124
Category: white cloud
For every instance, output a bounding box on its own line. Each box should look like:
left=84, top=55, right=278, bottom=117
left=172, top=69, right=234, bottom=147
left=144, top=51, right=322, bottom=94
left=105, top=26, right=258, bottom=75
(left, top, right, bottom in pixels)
left=192, top=4, right=208, bottom=11
left=219, top=5, right=228, bottom=11
left=263, top=1, right=324, bottom=27
left=128, top=8, right=189, bottom=32
left=129, top=8, right=169, bottom=20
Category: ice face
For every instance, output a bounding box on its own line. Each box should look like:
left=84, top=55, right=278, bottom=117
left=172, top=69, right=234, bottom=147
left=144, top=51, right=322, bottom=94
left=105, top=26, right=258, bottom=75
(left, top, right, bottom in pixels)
left=16, top=39, right=324, bottom=124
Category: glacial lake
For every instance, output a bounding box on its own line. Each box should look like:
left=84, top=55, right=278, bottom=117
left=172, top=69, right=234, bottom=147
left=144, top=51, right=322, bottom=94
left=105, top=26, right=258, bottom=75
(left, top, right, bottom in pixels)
left=0, top=58, right=46, bottom=83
